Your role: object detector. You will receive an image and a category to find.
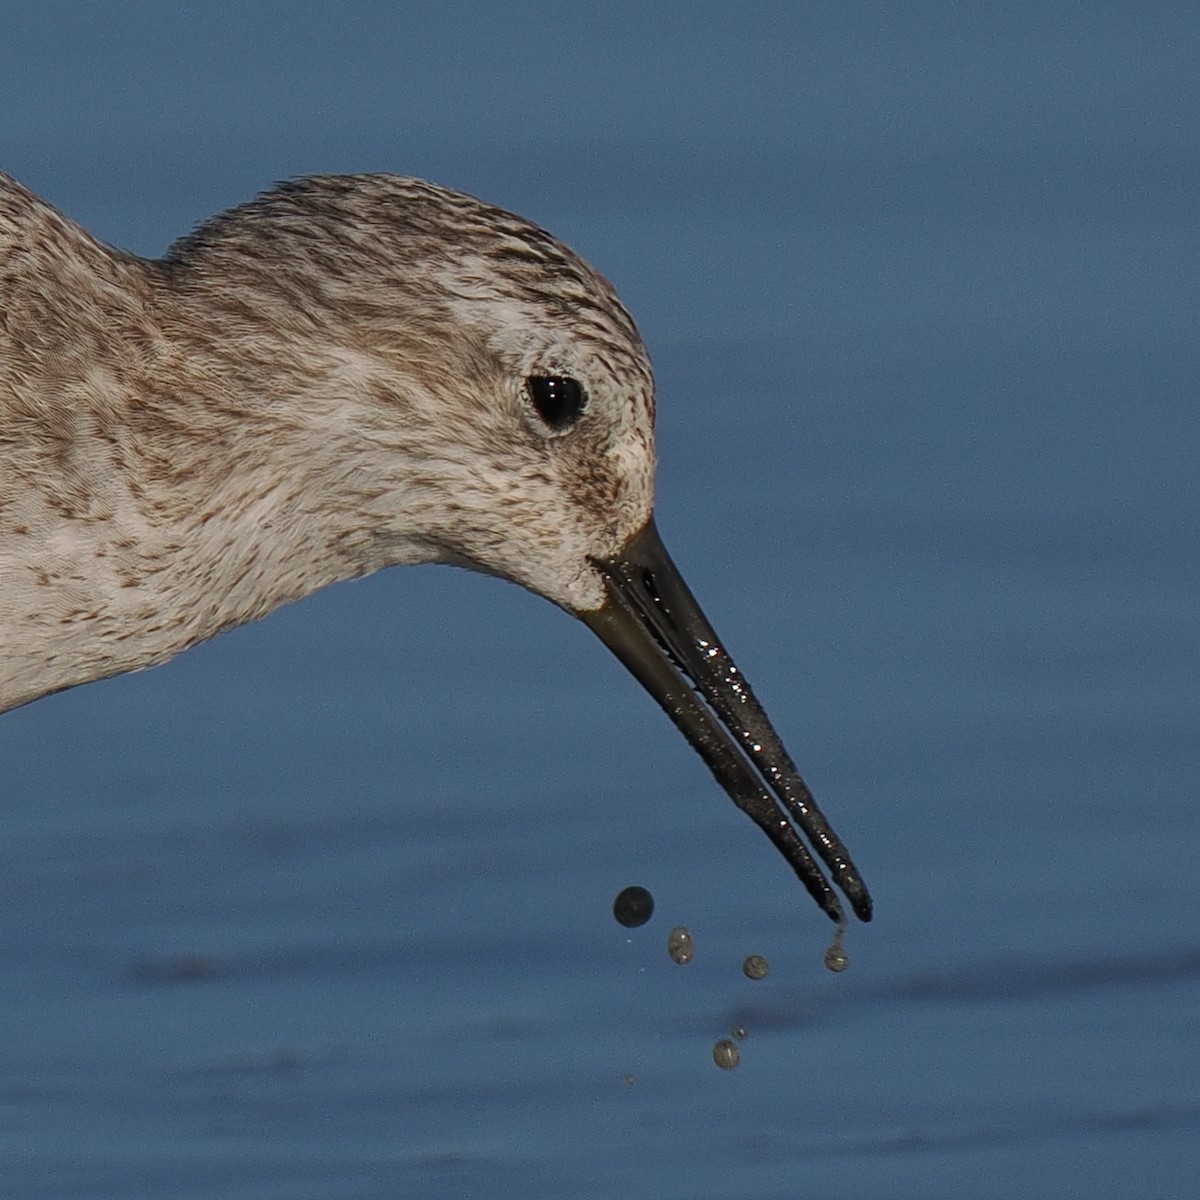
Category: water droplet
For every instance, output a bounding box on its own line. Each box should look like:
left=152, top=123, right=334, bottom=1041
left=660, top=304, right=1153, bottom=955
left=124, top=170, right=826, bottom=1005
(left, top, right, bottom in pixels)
left=824, top=918, right=850, bottom=973
left=742, top=954, right=769, bottom=980
left=612, top=885, right=654, bottom=928
left=667, top=925, right=694, bottom=965
left=712, top=1038, right=741, bottom=1070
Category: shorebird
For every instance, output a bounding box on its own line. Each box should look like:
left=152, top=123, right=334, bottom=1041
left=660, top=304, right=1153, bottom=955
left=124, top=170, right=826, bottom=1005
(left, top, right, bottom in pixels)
left=0, top=171, right=871, bottom=924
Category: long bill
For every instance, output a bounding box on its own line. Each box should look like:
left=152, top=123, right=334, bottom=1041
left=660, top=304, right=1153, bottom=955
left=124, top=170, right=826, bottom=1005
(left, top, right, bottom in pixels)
left=582, top=517, right=871, bottom=924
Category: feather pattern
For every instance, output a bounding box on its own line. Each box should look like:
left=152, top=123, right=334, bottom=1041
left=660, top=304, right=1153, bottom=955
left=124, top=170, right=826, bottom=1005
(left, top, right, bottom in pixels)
left=0, top=172, right=656, bottom=711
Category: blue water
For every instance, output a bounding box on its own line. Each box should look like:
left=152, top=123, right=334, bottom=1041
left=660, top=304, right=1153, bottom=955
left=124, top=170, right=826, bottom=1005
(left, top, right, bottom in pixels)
left=2, top=4, right=1198, bottom=1197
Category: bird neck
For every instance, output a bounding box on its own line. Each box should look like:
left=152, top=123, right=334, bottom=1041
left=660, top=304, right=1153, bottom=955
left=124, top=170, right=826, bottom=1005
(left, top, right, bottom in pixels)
left=0, top=239, right=433, bottom=712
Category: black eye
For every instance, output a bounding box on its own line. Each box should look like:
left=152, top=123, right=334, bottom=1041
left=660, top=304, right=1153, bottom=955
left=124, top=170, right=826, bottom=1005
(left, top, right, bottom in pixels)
left=525, top=375, right=588, bottom=431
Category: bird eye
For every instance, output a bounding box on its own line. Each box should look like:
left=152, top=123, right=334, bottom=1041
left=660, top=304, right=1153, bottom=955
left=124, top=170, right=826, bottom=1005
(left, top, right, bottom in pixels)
left=525, top=375, right=588, bottom=432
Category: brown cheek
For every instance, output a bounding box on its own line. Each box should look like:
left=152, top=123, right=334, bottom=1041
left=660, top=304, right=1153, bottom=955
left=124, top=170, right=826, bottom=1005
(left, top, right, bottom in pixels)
left=561, top=445, right=623, bottom=543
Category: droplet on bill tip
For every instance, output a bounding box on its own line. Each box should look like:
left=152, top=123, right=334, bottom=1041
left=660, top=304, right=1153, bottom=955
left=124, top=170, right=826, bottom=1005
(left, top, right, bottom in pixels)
left=667, top=925, right=694, bottom=965
left=823, top=918, right=850, bottom=973
left=612, top=885, right=655, bottom=928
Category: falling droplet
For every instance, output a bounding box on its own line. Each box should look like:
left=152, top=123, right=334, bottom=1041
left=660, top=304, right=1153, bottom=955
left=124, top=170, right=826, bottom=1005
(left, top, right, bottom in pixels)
left=667, top=925, right=694, bottom=965
left=612, top=885, right=654, bottom=928
left=742, top=953, right=769, bottom=980
left=712, top=1038, right=741, bottom=1070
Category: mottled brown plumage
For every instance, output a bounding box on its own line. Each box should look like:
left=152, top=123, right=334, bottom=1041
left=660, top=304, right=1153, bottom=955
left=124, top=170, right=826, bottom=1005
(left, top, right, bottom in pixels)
left=0, top=172, right=655, bottom=711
